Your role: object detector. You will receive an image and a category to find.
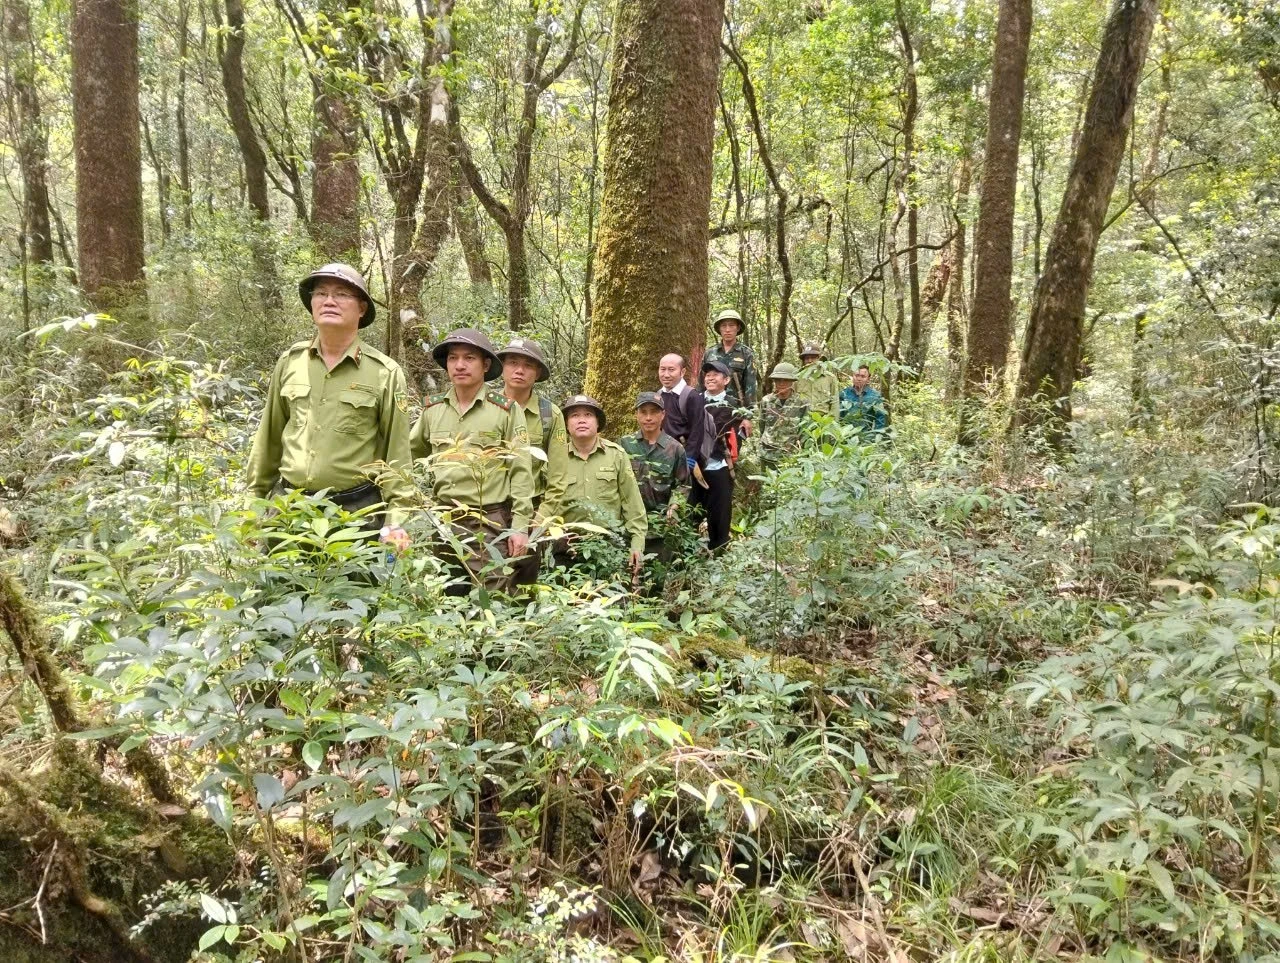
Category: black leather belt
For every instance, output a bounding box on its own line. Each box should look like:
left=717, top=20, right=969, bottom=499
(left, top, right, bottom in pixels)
left=290, top=480, right=380, bottom=506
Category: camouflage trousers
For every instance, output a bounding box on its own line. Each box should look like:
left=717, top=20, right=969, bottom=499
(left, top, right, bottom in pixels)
left=434, top=503, right=518, bottom=596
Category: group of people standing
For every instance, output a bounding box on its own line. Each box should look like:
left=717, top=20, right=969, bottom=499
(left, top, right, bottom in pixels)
left=247, top=263, right=886, bottom=594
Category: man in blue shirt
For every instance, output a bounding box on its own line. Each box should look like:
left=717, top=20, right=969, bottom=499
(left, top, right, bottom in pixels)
left=840, top=365, right=887, bottom=438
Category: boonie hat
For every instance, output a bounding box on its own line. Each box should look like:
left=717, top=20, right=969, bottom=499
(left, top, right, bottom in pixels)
left=702, top=358, right=732, bottom=377
left=563, top=394, right=607, bottom=430
left=432, top=328, right=502, bottom=380
left=634, top=391, right=664, bottom=410
left=299, top=263, right=375, bottom=328
left=770, top=362, right=801, bottom=381
left=497, top=336, right=551, bottom=382
left=714, top=308, right=746, bottom=337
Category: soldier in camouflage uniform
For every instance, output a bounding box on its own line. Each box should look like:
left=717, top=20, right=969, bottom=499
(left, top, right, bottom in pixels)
left=703, top=308, right=758, bottom=436
left=795, top=341, right=840, bottom=419
left=559, top=395, right=648, bottom=576
left=620, top=392, right=690, bottom=566
left=248, top=263, right=414, bottom=549
left=410, top=329, right=534, bottom=595
left=497, top=337, right=568, bottom=586
left=758, top=362, right=810, bottom=470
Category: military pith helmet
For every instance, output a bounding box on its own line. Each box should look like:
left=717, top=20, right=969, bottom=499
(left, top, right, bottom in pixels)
left=770, top=362, right=801, bottom=381
left=714, top=308, right=746, bottom=337
left=563, top=393, right=606, bottom=430
left=702, top=357, right=732, bottom=377
left=497, top=336, right=551, bottom=382
left=432, top=328, right=502, bottom=380
left=800, top=341, right=825, bottom=360
left=634, top=391, right=664, bottom=411
left=299, top=263, right=375, bottom=328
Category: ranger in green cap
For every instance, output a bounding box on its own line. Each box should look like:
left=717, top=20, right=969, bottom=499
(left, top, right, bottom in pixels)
left=795, top=341, right=840, bottom=418
left=410, top=328, right=534, bottom=594
left=620, top=392, right=690, bottom=566
left=247, top=263, right=414, bottom=549
left=559, top=395, right=647, bottom=576
left=703, top=308, right=758, bottom=433
left=759, top=362, right=810, bottom=469
left=498, top=336, right=568, bottom=586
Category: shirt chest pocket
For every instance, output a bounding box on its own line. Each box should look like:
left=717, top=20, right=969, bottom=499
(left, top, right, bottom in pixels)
left=281, top=383, right=311, bottom=433
left=334, top=388, right=378, bottom=434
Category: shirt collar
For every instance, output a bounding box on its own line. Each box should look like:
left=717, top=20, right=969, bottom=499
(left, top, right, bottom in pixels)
left=705, top=390, right=726, bottom=403
left=569, top=436, right=605, bottom=460
left=309, top=334, right=362, bottom=366
left=661, top=379, right=687, bottom=394
left=447, top=385, right=486, bottom=415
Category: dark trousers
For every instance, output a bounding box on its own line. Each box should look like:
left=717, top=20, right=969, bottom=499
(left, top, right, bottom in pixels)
left=434, top=504, right=516, bottom=596
left=689, top=466, right=734, bottom=551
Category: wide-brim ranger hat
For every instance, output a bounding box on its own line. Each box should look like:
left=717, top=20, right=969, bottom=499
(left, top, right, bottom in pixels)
left=714, top=308, right=746, bottom=337
left=770, top=361, right=801, bottom=381
left=702, top=357, right=732, bottom=377
left=800, top=341, right=825, bottom=360
left=634, top=391, right=664, bottom=410
left=432, top=328, right=503, bottom=380
left=563, top=393, right=607, bottom=431
left=299, top=263, right=376, bottom=328
left=497, top=336, right=551, bottom=382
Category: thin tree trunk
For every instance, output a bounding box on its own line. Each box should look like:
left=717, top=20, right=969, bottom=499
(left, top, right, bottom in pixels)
left=3, top=0, right=55, bottom=267
left=141, top=113, right=172, bottom=241
left=218, top=0, right=270, bottom=221
left=895, top=0, right=923, bottom=377
left=961, top=0, right=1032, bottom=424
left=176, top=0, right=192, bottom=232
left=72, top=0, right=147, bottom=313
left=1014, top=0, right=1158, bottom=436
left=583, top=0, right=725, bottom=429
left=452, top=175, right=491, bottom=287
left=945, top=151, right=972, bottom=402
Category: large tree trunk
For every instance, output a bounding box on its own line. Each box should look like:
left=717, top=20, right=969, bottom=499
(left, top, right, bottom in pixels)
left=961, top=0, right=1032, bottom=420
left=310, top=90, right=361, bottom=260
left=71, top=0, right=147, bottom=312
left=583, top=0, right=724, bottom=429
left=4, top=0, right=55, bottom=269
left=1015, top=0, right=1158, bottom=435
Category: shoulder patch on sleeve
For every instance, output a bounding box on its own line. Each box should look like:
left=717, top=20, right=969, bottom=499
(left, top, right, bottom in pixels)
left=487, top=392, right=514, bottom=411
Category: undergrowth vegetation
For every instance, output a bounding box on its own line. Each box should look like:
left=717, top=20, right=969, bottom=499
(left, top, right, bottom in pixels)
left=1, top=331, right=1277, bottom=962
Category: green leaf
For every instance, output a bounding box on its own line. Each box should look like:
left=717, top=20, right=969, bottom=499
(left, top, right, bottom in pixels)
left=302, top=741, right=325, bottom=771
left=199, top=925, right=227, bottom=950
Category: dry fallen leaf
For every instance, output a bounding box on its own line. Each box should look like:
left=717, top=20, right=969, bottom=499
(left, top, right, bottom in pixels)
left=636, top=850, right=662, bottom=885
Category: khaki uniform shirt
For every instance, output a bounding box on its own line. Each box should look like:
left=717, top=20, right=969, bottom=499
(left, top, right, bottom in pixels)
left=796, top=368, right=840, bottom=417
left=513, top=392, right=569, bottom=520
left=247, top=336, right=415, bottom=526
left=563, top=437, right=648, bottom=554
left=410, top=387, right=535, bottom=531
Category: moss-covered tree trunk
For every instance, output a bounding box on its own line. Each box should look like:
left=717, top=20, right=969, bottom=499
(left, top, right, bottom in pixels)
left=1014, top=0, right=1157, bottom=437
left=583, top=0, right=725, bottom=430
left=71, top=0, right=146, bottom=314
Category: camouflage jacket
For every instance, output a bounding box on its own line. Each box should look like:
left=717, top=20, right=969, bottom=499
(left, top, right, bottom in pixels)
left=758, top=392, right=810, bottom=457
left=619, top=431, right=690, bottom=513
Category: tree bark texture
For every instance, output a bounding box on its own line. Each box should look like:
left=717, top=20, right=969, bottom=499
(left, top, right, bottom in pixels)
left=896, top=0, right=923, bottom=377
left=311, top=90, right=361, bottom=260
left=4, top=0, right=55, bottom=267
left=962, top=0, right=1032, bottom=404
left=219, top=0, right=270, bottom=222
left=945, top=152, right=972, bottom=401
left=583, top=0, right=725, bottom=431
left=71, top=0, right=146, bottom=310
left=1015, top=0, right=1158, bottom=432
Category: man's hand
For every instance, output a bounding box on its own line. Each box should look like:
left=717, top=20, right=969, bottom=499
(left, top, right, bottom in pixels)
left=665, top=503, right=678, bottom=522
left=741, top=419, right=753, bottom=438
left=629, top=550, right=643, bottom=573
left=508, top=531, right=530, bottom=557
left=379, top=526, right=411, bottom=554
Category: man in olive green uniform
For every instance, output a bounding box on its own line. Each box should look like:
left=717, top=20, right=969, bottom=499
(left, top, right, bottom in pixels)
left=703, top=309, right=758, bottom=435
left=759, top=362, right=810, bottom=469
left=410, top=329, right=534, bottom=594
left=620, top=392, right=690, bottom=566
left=796, top=341, right=840, bottom=419
left=498, top=336, right=568, bottom=586
left=559, top=395, right=647, bottom=576
left=248, top=263, right=414, bottom=548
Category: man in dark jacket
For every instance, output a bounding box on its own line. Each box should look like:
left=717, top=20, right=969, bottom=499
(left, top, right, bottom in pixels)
left=689, top=358, right=742, bottom=552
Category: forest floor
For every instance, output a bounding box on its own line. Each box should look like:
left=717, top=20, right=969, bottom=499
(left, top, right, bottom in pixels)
left=0, top=356, right=1277, bottom=963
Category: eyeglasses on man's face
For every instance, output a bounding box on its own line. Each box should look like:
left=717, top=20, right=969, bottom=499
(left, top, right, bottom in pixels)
left=313, top=287, right=360, bottom=303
